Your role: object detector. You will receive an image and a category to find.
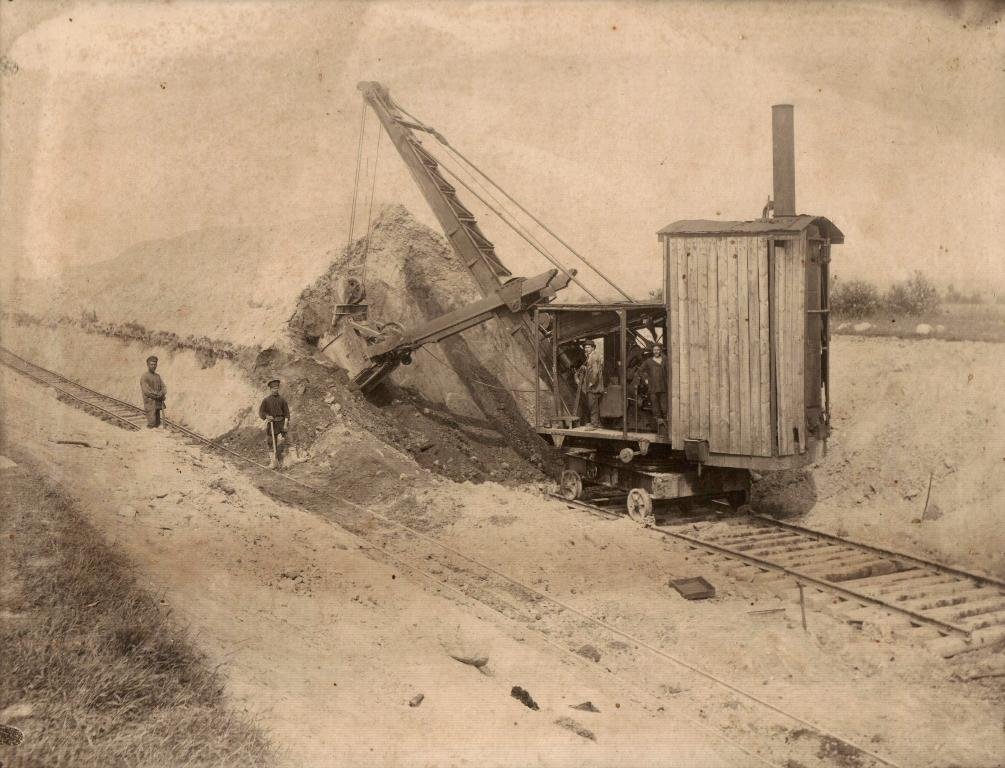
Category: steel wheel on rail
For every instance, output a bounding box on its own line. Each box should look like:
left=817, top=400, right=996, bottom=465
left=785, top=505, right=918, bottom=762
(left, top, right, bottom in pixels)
left=559, top=470, right=583, bottom=500
left=626, top=488, right=654, bottom=526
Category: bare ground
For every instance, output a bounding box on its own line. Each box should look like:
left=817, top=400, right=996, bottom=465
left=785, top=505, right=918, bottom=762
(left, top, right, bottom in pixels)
left=1, top=357, right=1003, bottom=767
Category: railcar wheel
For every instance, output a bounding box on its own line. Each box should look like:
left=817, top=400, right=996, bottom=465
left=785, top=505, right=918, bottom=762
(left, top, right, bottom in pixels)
left=560, top=470, right=583, bottom=500
left=626, top=487, right=654, bottom=526
left=726, top=489, right=751, bottom=511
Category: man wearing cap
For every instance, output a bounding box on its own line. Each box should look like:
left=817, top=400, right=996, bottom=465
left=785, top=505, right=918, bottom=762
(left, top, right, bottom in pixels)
left=575, top=340, right=605, bottom=430
left=258, top=378, right=291, bottom=468
left=632, top=343, right=669, bottom=433
left=140, top=356, right=167, bottom=428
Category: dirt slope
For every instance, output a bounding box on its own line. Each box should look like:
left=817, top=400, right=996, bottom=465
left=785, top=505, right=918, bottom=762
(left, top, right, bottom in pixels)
left=756, top=335, right=1005, bottom=576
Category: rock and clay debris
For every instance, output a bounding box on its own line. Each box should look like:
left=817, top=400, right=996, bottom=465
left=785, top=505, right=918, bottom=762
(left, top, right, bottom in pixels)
left=555, top=717, right=596, bottom=741
left=510, top=686, right=539, bottom=711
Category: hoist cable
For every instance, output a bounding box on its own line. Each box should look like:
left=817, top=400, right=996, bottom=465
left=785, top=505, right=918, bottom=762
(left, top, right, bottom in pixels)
left=347, top=103, right=367, bottom=256
left=391, top=97, right=634, bottom=302
left=361, top=128, right=382, bottom=285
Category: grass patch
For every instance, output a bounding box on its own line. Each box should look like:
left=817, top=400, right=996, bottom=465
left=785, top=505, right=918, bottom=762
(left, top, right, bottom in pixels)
left=0, top=453, right=274, bottom=768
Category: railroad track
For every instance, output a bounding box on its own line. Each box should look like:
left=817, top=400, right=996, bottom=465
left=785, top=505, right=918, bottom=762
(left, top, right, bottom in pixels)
left=2, top=343, right=917, bottom=768
left=0, top=346, right=154, bottom=431
left=554, top=490, right=1005, bottom=645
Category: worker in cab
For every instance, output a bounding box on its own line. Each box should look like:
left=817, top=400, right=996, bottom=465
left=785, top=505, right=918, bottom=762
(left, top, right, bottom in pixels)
left=140, top=355, right=167, bottom=428
left=632, top=343, right=668, bottom=434
left=576, top=340, right=605, bottom=430
left=259, top=378, right=291, bottom=468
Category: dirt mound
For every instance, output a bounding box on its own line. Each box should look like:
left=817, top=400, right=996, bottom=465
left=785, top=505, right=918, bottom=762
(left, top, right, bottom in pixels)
left=289, top=204, right=555, bottom=473
left=755, top=336, right=1005, bottom=576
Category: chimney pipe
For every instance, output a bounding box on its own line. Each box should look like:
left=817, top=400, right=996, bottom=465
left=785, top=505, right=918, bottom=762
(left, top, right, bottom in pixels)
left=772, top=104, right=795, bottom=217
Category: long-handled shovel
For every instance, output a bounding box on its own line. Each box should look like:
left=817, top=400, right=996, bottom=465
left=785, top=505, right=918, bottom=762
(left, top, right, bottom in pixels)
left=269, top=420, right=279, bottom=468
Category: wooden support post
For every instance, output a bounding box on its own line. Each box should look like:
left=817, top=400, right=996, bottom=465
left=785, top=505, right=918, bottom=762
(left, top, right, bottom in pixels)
left=797, top=581, right=807, bottom=631
left=534, top=308, right=541, bottom=429
left=552, top=311, right=560, bottom=425
left=619, top=309, right=628, bottom=439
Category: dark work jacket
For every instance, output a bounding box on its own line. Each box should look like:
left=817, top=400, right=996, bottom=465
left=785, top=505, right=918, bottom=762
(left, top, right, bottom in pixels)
left=140, top=371, right=166, bottom=410
left=632, top=357, right=667, bottom=394
left=259, top=393, right=290, bottom=431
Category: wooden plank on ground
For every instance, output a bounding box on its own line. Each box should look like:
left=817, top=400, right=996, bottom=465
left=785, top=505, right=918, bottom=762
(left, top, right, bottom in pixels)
left=707, top=237, right=720, bottom=451
left=737, top=237, right=752, bottom=455
left=756, top=238, right=771, bottom=456
left=727, top=238, right=741, bottom=453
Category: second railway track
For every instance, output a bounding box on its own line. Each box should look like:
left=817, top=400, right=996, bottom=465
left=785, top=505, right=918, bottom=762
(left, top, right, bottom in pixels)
left=554, top=490, right=1005, bottom=647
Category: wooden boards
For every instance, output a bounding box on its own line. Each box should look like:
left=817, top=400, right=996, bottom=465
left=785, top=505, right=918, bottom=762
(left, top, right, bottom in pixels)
left=666, top=234, right=801, bottom=458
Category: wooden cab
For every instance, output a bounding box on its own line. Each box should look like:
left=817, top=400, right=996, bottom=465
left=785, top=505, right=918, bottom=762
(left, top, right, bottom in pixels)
left=659, top=216, right=843, bottom=471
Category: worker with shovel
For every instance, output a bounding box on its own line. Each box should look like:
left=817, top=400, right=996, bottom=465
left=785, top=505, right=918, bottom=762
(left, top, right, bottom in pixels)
left=258, top=378, right=291, bottom=468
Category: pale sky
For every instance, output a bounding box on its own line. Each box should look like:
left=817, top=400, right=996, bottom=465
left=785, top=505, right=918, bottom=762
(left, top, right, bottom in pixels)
left=2, top=0, right=1002, bottom=298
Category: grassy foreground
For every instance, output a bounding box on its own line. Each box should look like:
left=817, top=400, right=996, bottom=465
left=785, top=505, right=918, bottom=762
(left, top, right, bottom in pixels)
left=0, top=451, right=274, bottom=768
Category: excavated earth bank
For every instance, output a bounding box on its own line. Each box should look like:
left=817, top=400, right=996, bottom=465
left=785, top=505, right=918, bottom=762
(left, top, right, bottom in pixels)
left=3, top=205, right=1003, bottom=570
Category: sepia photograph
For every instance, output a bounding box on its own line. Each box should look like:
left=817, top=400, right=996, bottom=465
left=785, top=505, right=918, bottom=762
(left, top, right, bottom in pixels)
left=1, top=1, right=1002, bottom=766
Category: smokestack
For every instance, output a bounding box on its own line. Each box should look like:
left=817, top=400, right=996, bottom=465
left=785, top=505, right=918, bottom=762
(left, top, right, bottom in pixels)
left=772, top=104, right=795, bottom=217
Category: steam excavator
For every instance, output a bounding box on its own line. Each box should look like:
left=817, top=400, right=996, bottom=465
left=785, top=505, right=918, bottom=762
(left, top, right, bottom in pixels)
left=326, top=82, right=841, bottom=521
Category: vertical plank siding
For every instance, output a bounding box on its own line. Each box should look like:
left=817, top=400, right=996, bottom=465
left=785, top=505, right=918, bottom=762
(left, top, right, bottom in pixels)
left=757, top=242, right=772, bottom=456
left=736, top=239, right=752, bottom=455
left=715, top=238, right=731, bottom=451
left=668, top=238, right=681, bottom=448
left=664, top=233, right=802, bottom=458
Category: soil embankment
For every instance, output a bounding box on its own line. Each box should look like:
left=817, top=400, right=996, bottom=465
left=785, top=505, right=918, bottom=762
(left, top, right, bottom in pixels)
left=755, top=336, right=1005, bottom=577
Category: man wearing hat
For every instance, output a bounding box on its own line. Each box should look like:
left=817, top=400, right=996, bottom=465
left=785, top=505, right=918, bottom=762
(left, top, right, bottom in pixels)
left=575, top=340, right=605, bottom=430
left=258, top=378, right=291, bottom=468
left=140, top=355, right=167, bottom=428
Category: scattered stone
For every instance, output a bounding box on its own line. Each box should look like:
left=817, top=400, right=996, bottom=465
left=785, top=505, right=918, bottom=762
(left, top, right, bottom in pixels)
left=323, top=393, right=336, bottom=404
left=571, top=701, right=599, bottom=713
left=915, top=323, right=932, bottom=336
left=154, top=492, right=169, bottom=499
left=511, top=686, right=539, bottom=710
left=209, top=478, right=236, bottom=495
left=554, top=716, right=595, bottom=741
left=281, top=568, right=304, bottom=581
left=836, top=322, right=849, bottom=331
left=408, top=693, right=424, bottom=708
left=0, top=703, right=34, bottom=720
left=576, top=644, right=602, bottom=662
left=117, top=506, right=138, bottom=518
left=296, top=381, right=308, bottom=395
left=852, top=322, right=872, bottom=332
left=450, top=654, right=489, bottom=669
left=922, top=502, right=943, bottom=521
left=331, top=403, right=342, bottom=414
left=0, top=455, right=17, bottom=471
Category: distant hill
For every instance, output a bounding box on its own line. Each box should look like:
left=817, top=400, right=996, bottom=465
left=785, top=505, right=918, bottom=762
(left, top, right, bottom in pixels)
left=11, top=217, right=346, bottom=347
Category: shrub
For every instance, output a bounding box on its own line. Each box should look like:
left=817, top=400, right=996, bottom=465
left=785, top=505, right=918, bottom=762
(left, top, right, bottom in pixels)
left=831, top=278, right=881, bottom=318
left=885, top=271, right=940, bottom=315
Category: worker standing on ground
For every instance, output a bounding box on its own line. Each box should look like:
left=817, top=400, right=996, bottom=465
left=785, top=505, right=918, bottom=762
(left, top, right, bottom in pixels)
left=576, top=340, right=605, bottom=430
left=258, top=378, right=291, bottom=468
left=140, top=355, right=167, bottom=429
left=632, top=343, right=669, bottom=434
